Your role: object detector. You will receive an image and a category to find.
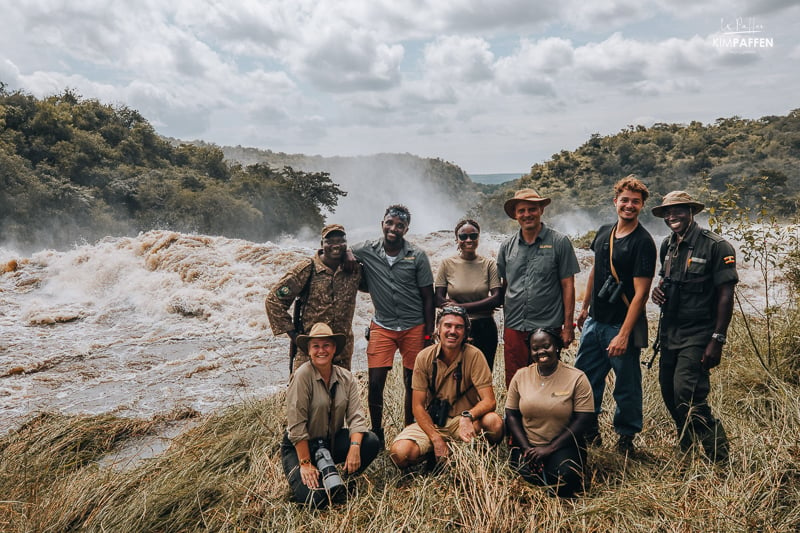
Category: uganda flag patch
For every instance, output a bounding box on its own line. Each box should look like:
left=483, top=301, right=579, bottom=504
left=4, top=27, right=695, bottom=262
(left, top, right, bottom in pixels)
left=723, top=255, right=735, bottom=265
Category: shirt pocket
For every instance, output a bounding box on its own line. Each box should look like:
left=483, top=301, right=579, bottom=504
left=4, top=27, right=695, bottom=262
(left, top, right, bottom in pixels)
left=530, top=249, right=557, bottom=275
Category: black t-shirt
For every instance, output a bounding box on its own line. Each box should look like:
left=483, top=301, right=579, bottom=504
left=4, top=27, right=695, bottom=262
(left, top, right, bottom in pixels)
left=589, top=223, right=657, bottom=325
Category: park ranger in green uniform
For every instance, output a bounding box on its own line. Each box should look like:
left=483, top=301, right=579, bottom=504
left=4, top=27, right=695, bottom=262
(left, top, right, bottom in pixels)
left=651, top=191, right=738, bottom=463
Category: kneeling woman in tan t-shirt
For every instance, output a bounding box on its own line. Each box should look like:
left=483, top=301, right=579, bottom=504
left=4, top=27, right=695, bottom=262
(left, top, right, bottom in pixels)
left=505, top=327, right=595, bottom=497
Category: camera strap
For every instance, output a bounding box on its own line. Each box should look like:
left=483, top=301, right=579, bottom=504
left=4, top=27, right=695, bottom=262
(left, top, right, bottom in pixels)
left=608, top=224, right=631, bottom=308
left=429, top=349, right=463, bottom=401
left=326, top=380, right=338, bottom=447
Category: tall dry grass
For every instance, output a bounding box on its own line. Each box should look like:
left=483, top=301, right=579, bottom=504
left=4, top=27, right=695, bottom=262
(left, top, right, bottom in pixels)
left=2, top=313, right=799, bottom=532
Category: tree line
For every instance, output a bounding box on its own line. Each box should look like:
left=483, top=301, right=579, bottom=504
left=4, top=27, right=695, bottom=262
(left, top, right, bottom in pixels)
left=0, top=84, right=346, bottom=249
left=472, top=110, right=800, bottom=231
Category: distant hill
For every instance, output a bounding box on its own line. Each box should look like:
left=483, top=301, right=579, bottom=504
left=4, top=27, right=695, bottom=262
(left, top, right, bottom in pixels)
left=472, top=110, right=800, bottom=232
left=470, top=173, right=524, bottom=185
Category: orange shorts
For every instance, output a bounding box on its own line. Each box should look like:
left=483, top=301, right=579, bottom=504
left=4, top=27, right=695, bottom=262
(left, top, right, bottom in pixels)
left=366, top=322, right=426, bottom=370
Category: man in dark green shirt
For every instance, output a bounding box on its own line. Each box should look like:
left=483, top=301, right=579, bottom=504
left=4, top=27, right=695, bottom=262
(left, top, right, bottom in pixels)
left=651, top=191, right=738, bottom=463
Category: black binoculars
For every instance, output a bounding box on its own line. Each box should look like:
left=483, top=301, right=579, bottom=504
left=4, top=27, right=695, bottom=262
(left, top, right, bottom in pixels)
left=597, top=275, right=624, bottom=304
left=427, top=397, right=451, bottom=427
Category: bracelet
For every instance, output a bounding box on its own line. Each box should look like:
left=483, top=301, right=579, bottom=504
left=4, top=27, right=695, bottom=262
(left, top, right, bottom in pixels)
left=350, top=441, right=361, bottom=447
left=299, top=458, right=311, bottom=465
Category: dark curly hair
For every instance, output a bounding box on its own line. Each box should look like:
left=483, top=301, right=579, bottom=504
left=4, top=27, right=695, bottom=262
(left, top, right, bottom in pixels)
left=454, top=218, right=481, bottom=236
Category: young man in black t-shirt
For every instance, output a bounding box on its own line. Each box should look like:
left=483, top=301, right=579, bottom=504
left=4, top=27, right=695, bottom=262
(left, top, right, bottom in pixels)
left=574, top=176, right=657, bottom=455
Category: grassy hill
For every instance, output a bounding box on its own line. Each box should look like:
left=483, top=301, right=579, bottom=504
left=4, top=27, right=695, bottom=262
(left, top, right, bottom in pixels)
left=472, top=110, right=800, bottom=232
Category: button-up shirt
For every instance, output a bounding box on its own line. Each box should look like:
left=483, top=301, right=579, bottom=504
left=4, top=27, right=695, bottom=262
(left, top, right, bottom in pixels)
left=352, top=238, right=433, bottom=331
left=497, top=224, right=580, bottom=331
left=286, top=362, right=369, bottom=445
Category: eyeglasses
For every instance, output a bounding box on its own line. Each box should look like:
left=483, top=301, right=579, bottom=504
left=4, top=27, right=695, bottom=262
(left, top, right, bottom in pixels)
left=457, top=233, right=479, bottom=241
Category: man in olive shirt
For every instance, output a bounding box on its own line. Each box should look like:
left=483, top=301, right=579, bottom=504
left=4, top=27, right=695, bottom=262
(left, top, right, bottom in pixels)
left=349, top=205, right=435, bottom=446
left=497, top=189, right=580, bottom=387
left=389, top=306, right=503, bottom=468
left=651, top=191, right=738, bottom=463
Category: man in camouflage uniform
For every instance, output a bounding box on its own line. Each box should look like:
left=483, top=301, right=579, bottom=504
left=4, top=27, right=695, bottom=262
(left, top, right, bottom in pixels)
left=266, top=224, right=362, bottom=370
left=651, top=191, right=737, bottom=463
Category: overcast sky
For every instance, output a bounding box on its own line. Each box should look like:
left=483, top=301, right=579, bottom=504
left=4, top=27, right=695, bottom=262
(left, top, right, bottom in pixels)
left=1, top=1, right=797, bottom=174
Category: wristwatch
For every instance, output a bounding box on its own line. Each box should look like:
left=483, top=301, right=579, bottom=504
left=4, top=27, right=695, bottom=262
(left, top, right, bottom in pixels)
left=461, top=410, right=474, bottom=420
left=711, top=332, right=727, bottom=344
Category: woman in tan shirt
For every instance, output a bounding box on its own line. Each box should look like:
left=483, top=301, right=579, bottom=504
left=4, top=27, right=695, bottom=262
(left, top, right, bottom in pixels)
left=435, top=219, right=503, bottom=370
left=281, top=323, right=380, bottom=507
left=505, top=327, right=595, bottom=497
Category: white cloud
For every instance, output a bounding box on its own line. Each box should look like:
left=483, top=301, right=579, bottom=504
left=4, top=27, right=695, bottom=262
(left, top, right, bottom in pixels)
left=422, top=36, right=495, bottom=83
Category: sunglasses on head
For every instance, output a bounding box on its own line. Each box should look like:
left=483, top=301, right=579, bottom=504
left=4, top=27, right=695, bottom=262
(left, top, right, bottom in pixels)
left=457, top=232, right=479, bottom=241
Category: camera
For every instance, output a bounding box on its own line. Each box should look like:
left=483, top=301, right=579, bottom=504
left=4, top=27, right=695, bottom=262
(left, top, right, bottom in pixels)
left=597, top=275, right=624, bottom=304
left=427, top=397, right=451, bottom=427
left=313, top=439, right=345, bottom=496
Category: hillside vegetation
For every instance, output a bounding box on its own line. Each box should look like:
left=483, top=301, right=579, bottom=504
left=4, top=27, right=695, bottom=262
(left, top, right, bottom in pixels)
left=0, top=85, right=346, bottom=249
left=474, top=110, right=800, bottom=231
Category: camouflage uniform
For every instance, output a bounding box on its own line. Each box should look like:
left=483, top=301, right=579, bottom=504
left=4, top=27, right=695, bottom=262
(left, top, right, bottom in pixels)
left=266, top=252, right=362, bottom=370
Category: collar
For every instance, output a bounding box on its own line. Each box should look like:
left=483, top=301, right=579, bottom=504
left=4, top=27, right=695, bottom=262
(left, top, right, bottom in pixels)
left=377, top=237, right=411, bottom=258
left=516, top=222, right=550, bottom=245
left=667, top=221, right=700, bottom=249
left=309, top=361, right=340, bottom=389
left=434, top=343, right=465, bottom=370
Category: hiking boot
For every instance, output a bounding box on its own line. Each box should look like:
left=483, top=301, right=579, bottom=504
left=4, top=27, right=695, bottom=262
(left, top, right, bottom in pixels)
left=699, top=422, right=729, bottom=464
left=617, top=434, right=635, bottom=455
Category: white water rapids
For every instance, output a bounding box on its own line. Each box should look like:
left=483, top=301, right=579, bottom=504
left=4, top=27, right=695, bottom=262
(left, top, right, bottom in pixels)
left=0, top=226, right=767, bottom=435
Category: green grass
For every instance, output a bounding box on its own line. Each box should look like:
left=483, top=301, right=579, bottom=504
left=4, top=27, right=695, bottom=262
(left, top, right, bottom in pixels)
left=2, top=314, right=799, bottom=532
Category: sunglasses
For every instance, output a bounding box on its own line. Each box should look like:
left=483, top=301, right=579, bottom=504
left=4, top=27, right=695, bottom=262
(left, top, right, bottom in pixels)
left=457, top=232, right=479, bottom=241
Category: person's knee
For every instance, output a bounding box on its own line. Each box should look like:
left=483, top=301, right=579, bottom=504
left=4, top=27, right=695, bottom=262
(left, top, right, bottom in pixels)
left=479, top=413, right=504, bottom=442
left=390, top=439, right=420, bottom=468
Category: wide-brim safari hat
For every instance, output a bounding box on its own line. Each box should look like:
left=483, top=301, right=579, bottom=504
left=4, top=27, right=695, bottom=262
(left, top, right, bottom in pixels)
left=651, top=191, right=705, bottom=218
left=503, top=188, right=551, bottom=218
left=295, top=322, right=347, bottom=356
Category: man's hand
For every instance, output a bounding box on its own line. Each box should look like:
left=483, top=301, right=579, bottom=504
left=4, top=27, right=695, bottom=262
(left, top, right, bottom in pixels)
left=561, top=324, right=575, bottom=347
left=607, top=332, right=629, bottom=357
left=651, top=286, right=666, bottom=306
left=702, top=339, right=723, bottom=370
left=342, top=249, right=359, bottom=274
left=576, top=308, right=589, bottom=331
left=432, top=435, right=449, bottom=461
left=458, top=416, right=477, bottom=442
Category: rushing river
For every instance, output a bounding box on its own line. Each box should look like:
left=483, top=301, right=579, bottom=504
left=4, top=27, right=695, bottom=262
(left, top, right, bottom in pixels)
left=0, top=225, right=767, bottom=435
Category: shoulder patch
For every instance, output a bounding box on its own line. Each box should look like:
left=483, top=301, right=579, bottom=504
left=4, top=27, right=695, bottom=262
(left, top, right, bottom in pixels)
left=723, top=255, right=736, bottom=265
left=276, top=286, right=291, bottom=297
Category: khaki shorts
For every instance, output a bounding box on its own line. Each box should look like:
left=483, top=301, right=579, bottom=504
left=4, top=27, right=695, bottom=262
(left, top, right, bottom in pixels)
left=392, top=416, right=462, bottom=455
left=366, top=322, right=425, bottom=370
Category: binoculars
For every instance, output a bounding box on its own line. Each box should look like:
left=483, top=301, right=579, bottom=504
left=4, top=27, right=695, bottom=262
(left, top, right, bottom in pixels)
left=597, top=275, right=624, bottom=304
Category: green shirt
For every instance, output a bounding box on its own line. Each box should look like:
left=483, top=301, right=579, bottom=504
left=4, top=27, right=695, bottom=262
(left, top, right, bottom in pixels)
left=352, top=238, right=434, bottom=331
left=497, top=224, right=580, bottom=331
left=658, top=222, right=739, bottom=349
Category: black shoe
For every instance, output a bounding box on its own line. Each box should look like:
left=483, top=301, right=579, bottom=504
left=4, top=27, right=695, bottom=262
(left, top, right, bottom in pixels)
left=617, top=434, right=635, bottom=455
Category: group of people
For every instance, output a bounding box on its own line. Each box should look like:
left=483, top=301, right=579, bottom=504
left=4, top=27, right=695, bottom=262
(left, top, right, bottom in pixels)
left=266, top=178, right=738, bottom=506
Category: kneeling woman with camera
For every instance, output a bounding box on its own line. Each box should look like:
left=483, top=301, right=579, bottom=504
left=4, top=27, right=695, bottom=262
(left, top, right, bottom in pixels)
left=281, top=323, right=380, bottom=508
left=505, top=327, right=595, bottom=497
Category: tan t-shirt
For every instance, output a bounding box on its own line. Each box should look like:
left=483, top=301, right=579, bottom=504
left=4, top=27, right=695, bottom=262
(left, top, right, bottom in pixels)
left=505, top=361, right=594, bottom=445
left=411, top=343, right=494, bottom=416
left=434, top=255, right=501, bottom=319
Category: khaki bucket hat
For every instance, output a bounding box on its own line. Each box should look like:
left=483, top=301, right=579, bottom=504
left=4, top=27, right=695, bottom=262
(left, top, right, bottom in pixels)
left=651, top=191, right=705, bottom=218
